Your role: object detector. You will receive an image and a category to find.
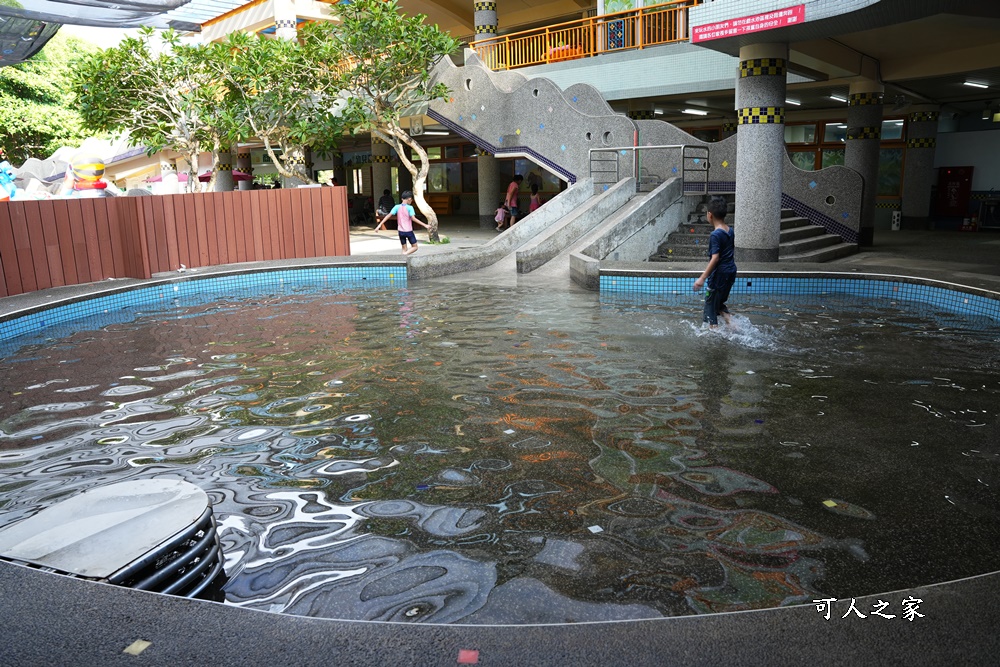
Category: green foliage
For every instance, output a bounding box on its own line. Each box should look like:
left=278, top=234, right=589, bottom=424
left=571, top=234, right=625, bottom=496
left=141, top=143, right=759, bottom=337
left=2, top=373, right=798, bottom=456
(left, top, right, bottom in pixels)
left=198, top=23, right=347, bottom=182
left=320, top=0, right=459, bottom=238
left=71, top=27, right=226, bottom=190
left=0, top=31, right=95, bottom=163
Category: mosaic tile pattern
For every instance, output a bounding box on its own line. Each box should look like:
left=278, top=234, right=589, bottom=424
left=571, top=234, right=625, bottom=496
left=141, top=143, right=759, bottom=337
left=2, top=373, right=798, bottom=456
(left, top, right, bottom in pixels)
left=0, top=266, right=405, bottom=344
left=599, top=274, right=1000, bottom=322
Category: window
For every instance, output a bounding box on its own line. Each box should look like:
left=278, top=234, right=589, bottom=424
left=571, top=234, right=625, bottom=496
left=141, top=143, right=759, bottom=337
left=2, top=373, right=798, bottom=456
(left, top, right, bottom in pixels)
left=881, top=119, right=905, bottom=141
left=425, top=147, right=442, bottom=160
left=351, top=168, right=365, bottom=195
left=788, top=150, right=816, bottom=171
left=878, top=148, right=904, bottom=196
left=785, top=124, right=817, bottom=144
left=428, top=163, right=461, bottom=192
left=821, top=149, right=844, bottom=168
left=823, top=123, right=848, bottom=143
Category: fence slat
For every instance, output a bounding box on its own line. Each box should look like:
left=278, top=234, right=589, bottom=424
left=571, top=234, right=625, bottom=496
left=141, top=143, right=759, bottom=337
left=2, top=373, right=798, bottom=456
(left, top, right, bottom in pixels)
left=0, top=203, right=21, bottom=297
left=69, top=200, right=92, bottom=284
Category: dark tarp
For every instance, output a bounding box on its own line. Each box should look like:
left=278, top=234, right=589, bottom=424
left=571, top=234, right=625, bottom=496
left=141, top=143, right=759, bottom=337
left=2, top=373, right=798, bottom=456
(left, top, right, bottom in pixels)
left=0, top=1, right=202, bottom=65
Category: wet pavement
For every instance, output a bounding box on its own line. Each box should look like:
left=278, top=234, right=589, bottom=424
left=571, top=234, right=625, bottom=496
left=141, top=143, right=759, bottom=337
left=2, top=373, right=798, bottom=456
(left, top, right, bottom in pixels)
left=1, top=220, right=998, bottom=666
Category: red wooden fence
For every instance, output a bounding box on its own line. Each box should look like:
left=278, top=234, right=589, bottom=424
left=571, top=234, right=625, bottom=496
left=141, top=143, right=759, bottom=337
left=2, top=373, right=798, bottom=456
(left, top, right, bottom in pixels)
left=0, top=187, right=350, bottom=299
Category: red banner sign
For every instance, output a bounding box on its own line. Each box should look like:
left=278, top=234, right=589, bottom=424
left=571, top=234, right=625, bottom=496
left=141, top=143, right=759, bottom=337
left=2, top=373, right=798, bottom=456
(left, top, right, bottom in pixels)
left=692, top=5, right=805, bottom=43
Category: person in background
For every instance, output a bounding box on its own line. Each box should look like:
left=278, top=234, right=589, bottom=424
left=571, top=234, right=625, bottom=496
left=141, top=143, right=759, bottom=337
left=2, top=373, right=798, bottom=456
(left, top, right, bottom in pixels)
left=504, top=174, right=523, bottom=229
left=529, top=183, right=544, bottom=213
left=376, top=189, right=395, bottom=217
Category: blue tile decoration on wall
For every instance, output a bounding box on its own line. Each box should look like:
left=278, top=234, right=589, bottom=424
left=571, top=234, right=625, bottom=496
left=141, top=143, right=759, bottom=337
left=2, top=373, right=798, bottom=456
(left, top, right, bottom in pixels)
left=1, top=266, right=407, bottom=353
left=597, top=274, right=1000, bottom=323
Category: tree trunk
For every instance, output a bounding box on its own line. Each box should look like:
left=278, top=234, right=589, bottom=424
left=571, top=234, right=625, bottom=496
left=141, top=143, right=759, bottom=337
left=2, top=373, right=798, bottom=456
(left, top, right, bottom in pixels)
left=183, top=150, right=200, bottom=194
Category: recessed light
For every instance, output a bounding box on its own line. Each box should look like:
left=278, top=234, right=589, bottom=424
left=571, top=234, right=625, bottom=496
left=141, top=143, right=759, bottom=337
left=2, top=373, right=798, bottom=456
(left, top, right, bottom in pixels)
left=830, top=95, right=847, bottom=102
left=785, top=99, right=801, bottom=106
left=837, top=124, right=847, bottom=129
left=894, top=121, right=904, bottom=126
left=964, top=81, right=989, bottom=89
left=681, top=109, right=709, bottom=116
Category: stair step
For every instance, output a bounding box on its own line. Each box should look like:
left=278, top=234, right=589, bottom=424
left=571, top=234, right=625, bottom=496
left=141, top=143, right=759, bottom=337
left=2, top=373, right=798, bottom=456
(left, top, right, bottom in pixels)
left=780, top=243, right=859, bottom=263
left=657, top=245, right=708, bottom=258
left=780, top=216, right=812, bottom=230
left=780, top=224, right=826, bottom=242
left=779, top=234, right=843, bottom=256
left=781, top=208, right=799, bottom=219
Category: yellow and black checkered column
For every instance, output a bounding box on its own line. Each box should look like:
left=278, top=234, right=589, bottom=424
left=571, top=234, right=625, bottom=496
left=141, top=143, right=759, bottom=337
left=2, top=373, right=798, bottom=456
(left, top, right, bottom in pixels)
left=235, top=148, right=253, bottom=191
left=846, top=84, right=884, bottom=245
left=734, top=45, right=788, bottom=262
left=371, top=134, right=392, bottom=199
left=474, top=1, right=498, bottom=39
left=901, top=106, right=939, bottom=223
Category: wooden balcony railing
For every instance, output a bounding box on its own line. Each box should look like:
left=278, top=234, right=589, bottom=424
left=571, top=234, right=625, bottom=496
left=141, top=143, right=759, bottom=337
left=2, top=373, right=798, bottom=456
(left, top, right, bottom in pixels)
left=469, top=0, right=703, bottom=71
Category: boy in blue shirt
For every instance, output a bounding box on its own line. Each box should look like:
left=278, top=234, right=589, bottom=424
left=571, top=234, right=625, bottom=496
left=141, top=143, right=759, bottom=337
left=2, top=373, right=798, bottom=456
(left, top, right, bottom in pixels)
left=692, top=196, right=737, bottom=328
left=375, top=190, right=429, bottom=255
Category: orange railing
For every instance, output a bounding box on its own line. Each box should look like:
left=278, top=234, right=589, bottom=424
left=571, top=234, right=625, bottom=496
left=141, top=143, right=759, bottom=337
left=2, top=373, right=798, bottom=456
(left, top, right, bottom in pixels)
left=470, top=0, right=703, bottom=71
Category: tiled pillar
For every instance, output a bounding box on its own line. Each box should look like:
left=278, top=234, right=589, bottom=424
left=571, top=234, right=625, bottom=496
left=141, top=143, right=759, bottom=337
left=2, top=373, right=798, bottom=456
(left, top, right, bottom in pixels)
left=159, top=158, right=179, bottom=193
left=282, top=147, right=310, bottom=188
left=734, top=44, right=787, bottom=262
left=475, top=2, right=500, bottom=228
left=330, top=154, right=345, bottom=188
left=627, top=102, right=655, bottom=121
left=845, top=81, right=884, bottom=246
left=901, top=107, right=939, bottom=229
left=721, top=122, right=737, bottom=139
left=371, top=137, right=391, bottom=203
left=474, top=1, right=497, bottom=40
left=274, top=0, right=297, bottom=40
left=236, top=148, right=253, bottom=191
left=214, top=150, right=234, bottom=191
left=477, top=149, right=500, bottom=229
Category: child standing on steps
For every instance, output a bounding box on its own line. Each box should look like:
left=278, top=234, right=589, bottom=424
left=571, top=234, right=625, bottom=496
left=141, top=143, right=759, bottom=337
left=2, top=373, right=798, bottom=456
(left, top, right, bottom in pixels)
left=376, top=190, right=429, bottom=255
left=693, top=196, right=737, bottom=328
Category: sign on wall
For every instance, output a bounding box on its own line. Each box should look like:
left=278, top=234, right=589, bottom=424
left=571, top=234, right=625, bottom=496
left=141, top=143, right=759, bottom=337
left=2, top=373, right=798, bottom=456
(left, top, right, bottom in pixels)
left=692, top=4, right=805, bottom=44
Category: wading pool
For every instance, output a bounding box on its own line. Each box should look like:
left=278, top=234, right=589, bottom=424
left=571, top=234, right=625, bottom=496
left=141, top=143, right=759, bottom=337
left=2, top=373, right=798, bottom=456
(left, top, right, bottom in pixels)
left=1, top=272, right=997, bottom=624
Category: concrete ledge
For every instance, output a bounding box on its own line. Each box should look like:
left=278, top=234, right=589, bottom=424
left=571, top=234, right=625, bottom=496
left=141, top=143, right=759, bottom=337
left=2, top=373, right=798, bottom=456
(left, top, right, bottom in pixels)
left=516, top=178, right=635, bottom=274
left=407, top=179, right=594, bottom=279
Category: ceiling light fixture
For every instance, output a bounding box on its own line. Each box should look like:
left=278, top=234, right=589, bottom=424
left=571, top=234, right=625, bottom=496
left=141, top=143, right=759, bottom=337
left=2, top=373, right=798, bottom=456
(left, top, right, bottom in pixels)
left=421, top=130, right=450, bottom=135
left=785, top=99, right=801, bottom=106
left=829, top=94, right=847, bottom=102
left=681, top=109, right=709, bottom=116
left=964, top=81, right=989, bottom=89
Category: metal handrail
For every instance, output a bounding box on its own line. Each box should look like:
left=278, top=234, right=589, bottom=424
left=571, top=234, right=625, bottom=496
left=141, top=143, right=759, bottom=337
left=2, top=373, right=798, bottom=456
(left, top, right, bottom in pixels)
left=469, top=0, right=703, bottom=71
left=589, top=144, right=709, bottom=194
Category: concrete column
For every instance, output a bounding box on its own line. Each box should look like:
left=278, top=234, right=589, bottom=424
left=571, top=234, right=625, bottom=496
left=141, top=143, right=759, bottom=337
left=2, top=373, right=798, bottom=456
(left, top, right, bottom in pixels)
left=214, top=150, right=234, bottom=192
left=371, top=137, right=391, bottom=203
left=627, top=101, right=655, bottom=120
left=159, top=158, right=179, bottom=194
left=274, top=0, right=297, bottom=40
left=845, top=81, right=884, bottom=246
left=734, top=44, right=787, bottom=262
left=329, top=154, right=346, bottom=188
left=282, top=147, right=310, bottom=188
left=236, top=147, right=253, bottom=191
left=901, top=106, right=939, bottom=229
left=474, top=1, right=498, bottom=39
left=721, top=121, right=737, bottom=139
left=477, top=149, right=500, bottom=229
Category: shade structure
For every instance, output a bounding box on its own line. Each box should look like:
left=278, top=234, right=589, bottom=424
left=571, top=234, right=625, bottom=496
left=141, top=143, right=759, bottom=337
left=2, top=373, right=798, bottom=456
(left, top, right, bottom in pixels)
left=147, top=170, right=253, bottom=183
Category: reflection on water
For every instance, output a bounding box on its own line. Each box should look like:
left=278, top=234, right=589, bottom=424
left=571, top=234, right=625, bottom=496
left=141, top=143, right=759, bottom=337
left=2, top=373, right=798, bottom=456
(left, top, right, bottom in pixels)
left=0, top=284, right=998, bottom=623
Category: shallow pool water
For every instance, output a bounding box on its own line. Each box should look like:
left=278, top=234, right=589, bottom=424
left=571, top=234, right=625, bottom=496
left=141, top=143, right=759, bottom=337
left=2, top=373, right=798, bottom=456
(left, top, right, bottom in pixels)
left=0, top=282, right=998, bottom=623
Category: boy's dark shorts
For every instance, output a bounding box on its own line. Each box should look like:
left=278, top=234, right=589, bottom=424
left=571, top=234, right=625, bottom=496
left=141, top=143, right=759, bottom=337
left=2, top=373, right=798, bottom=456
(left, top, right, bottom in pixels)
left=398, top=231, right=417, bottom=246
left=703, top=269, right=737, bottom=325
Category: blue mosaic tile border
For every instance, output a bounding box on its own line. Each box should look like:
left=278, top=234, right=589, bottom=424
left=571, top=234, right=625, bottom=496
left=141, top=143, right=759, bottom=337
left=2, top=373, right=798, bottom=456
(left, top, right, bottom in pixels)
left=0, top=265, right=406, bottom=346
left=683, top=181, right=735, bottom=193
left=599, top=273, right=1000, bottom=322
left=427, top=108, right=578, bottom=184
left=781, top=193, right=859, bottom=244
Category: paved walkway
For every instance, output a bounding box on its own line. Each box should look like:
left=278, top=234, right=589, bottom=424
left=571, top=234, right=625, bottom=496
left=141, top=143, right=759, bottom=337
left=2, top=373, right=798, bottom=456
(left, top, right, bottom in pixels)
left=1, top=222, right=998, bottom=666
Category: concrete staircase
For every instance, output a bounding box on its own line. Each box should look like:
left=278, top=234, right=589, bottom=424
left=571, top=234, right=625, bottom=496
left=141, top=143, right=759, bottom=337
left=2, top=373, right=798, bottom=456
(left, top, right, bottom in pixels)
left=650, top=196, right=857, bottom=263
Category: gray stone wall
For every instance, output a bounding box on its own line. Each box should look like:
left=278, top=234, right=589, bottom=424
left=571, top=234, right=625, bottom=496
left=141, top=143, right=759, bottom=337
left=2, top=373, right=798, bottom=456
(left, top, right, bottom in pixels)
left=781, top=156, right=863, bottom=242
